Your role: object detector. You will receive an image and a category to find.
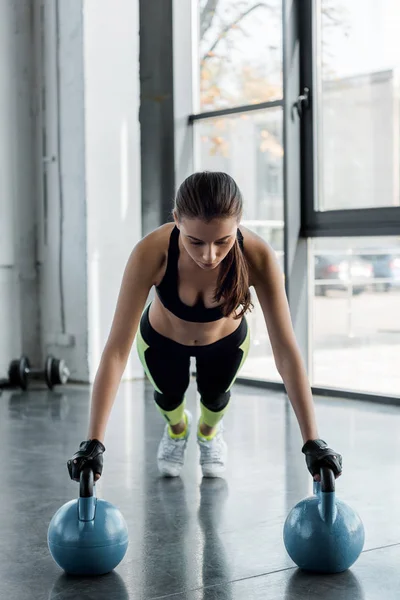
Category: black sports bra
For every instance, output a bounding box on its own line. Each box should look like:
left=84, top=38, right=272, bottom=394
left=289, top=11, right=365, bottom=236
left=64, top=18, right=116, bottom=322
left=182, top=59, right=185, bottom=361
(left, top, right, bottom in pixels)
left=155, top=226, right=244, bottom=323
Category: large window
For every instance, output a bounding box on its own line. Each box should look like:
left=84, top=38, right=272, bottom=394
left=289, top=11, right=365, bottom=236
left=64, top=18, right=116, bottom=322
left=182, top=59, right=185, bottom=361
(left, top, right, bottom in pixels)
left=187, top=0, right=400, bottom=399
left=316, top=0, right=400, bottom=211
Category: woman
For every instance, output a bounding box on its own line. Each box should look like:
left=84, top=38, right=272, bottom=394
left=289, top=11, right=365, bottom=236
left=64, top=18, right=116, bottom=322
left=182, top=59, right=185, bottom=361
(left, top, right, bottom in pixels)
left=68, top=172, right=342, bottom=482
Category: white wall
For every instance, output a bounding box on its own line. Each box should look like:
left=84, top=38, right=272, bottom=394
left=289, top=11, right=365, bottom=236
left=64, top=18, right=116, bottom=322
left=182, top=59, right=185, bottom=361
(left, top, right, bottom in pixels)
left=37, top=0, right=89, bottom=381
left=0, top=0, right=39, bottom=377
left=83, top=0, right=142, bottom=381
left=0, top=0, right=142, bottom=383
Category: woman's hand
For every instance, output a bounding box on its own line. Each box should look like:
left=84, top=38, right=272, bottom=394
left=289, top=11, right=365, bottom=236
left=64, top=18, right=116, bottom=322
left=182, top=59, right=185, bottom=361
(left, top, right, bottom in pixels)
left=302, top=439, right=342, bottom=481
left=67, top=439, right=106, bottom=483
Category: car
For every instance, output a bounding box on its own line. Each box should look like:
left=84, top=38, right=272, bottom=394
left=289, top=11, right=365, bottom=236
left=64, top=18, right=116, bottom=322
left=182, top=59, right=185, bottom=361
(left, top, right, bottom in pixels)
left=314, top=254, right=373, bottom=296
left=359, top=251, right=400, bottom=292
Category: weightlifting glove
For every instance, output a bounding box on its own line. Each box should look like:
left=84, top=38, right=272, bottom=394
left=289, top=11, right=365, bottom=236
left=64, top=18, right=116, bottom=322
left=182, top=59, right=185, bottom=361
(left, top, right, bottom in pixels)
left=67, top=439, right=105, bottom=482
left=302, top=439, right=342, bottom=478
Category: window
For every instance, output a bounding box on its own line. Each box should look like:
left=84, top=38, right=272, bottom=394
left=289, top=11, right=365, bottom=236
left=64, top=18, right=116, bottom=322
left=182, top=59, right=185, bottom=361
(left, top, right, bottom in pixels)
left=316, top=0, right=400, bottom=211
left=195, top=109, right=283, bottom=223
left=194, top=109, right=284, bottom=382
left=197, top=0, right=282, bottom=112
left=311, top=236, right=400, bottom=395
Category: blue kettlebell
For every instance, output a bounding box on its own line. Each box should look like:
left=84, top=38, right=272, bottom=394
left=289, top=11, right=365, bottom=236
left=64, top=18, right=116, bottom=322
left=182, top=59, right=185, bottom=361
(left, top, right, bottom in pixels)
left=283, top=467, right=364, bottom=573
left=47, top=467, right=129, bottom=575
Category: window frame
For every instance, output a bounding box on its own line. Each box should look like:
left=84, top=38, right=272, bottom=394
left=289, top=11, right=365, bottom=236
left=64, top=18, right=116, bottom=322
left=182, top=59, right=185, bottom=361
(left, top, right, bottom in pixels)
left=300, top=0, right=400, bottom=238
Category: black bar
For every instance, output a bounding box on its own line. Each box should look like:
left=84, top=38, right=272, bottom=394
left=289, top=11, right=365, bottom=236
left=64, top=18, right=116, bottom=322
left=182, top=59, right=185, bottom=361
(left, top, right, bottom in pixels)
left=311, top=386, right=400, bottom=406
left=304, top=223, right=400, bottom=238
left=140, top=0, right=175, bottom=233
left=320, top=467, right=335, bottom=493
left=79, top=467, right=94, bottom=498
left=188, top=99, right=284, bottom=124
left=299, top=0, right=315, bottom=232
left=303, top=206, right=400, bottom=237
left=235, top=378, right=400, bottom=406
left=235, top=378, right=286, bottom=392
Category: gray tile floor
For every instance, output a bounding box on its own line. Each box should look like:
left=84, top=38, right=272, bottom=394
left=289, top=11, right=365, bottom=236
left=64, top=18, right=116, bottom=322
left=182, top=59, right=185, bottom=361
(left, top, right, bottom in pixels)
left=0, top=378, right=399, bottom=599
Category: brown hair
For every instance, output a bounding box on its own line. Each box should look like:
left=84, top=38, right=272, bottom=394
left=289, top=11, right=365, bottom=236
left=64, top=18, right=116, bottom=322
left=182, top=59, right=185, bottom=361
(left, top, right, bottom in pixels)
left=174, top=171, right=253, bottom=319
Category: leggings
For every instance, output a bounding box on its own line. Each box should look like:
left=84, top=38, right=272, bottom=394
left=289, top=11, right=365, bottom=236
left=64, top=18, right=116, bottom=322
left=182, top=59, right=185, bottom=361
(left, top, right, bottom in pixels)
left=136, top=304, right=250, bottom=428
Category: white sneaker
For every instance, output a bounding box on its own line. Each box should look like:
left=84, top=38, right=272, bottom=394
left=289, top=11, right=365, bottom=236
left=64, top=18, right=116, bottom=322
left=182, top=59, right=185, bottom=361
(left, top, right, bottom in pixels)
left=197, top=422, right=227, bottom=478
left=157, top=410, right=192, bottom=477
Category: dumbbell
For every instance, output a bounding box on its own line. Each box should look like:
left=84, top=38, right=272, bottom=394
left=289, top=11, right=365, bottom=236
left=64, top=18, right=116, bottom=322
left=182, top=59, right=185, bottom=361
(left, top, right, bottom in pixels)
left=8, top=355, right=70, bottom=390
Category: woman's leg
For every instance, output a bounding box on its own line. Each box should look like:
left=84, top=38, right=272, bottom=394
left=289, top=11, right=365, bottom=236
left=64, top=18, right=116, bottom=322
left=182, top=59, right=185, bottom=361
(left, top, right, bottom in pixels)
left=195, top=319, right=250, bottom=477
left=136, top=306, right=192, bottom=476
left=196, top=318, right=250, bottom=434
left=137, top=306, right=190, bottom=427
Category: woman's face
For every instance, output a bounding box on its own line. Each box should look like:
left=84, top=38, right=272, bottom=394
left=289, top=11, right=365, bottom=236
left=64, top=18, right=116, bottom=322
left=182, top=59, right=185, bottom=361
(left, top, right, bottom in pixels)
left=175, top=216, right=238, bottom=270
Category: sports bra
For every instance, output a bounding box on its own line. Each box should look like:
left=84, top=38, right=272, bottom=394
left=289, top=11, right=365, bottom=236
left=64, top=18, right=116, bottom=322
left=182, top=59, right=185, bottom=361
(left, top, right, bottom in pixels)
left=155, top=226, right=244, bottom=323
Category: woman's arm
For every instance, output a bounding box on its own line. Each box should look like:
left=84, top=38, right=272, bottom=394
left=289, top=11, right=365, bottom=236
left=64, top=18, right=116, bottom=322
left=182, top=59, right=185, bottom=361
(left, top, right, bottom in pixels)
left=87, top=233, right=165, bottom=443
left=245, top=231, right=318, bottom=443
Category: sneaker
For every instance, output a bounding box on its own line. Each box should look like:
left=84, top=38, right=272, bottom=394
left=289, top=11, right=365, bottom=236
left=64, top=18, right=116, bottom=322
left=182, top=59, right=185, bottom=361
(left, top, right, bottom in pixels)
left=157, top=410, right=192, bottom=477
left=197, top=422, right=227, bottom=478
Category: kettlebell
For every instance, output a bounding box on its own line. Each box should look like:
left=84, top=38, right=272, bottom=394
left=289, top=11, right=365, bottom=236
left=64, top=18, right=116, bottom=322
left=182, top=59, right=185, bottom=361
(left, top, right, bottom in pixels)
left=47, top=467, right=129, bottom=575
left=283, top=467, right=364, bottom=573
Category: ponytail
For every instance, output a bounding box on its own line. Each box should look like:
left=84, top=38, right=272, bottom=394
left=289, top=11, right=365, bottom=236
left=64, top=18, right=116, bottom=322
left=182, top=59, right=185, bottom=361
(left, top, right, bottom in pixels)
left=214, top=238, right=253, bottom=319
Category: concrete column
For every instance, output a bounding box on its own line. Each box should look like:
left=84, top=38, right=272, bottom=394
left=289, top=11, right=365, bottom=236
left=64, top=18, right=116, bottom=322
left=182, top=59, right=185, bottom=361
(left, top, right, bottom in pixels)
left=0, top=0, right=39, bottom=375
left=140, top=0, right=175, bottom=234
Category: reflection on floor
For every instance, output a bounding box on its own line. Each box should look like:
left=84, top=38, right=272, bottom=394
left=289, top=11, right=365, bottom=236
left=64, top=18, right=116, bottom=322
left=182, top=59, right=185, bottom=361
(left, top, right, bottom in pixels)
left=0, top=378, right=399, bottom=599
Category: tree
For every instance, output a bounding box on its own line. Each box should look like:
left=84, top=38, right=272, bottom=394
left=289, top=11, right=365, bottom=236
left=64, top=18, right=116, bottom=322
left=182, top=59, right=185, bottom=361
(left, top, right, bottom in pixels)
left=199, top=0, right=349, bottom=110
left=198, top=1, right=283, bottom=159
left=197, top=0, right=348, bottom=156
left=199, top=1, right=280, bottom=110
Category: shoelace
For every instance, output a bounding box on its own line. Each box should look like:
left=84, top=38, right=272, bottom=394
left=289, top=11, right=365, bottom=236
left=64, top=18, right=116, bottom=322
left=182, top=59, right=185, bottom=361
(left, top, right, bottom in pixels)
left=199, top=435, right=224, bottom=463
left=160, top=434, right=186, bottom=461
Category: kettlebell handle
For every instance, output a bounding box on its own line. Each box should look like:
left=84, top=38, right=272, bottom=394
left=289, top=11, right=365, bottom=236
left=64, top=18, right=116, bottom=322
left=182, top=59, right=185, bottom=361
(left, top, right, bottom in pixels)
left=80, top=466, right=94, bottom=498
left=320, top=466, right=335, bottom=493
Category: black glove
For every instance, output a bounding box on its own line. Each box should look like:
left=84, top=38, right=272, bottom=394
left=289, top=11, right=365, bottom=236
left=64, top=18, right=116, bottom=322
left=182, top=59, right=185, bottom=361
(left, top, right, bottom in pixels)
left=67, top=439, right=105, bottom=482
left=302, top=439, right=342, bottom=478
